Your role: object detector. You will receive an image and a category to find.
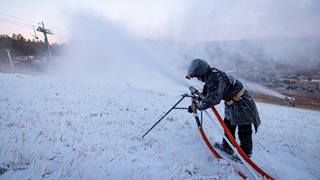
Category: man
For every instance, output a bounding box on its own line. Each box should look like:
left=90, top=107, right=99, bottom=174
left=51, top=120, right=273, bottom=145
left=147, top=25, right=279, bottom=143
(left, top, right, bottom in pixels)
left=186, top=59, right=261, bottom=158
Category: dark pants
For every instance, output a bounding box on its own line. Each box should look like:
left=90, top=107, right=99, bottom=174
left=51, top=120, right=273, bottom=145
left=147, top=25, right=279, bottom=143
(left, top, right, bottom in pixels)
left=222, top=119, right=253, bottom=155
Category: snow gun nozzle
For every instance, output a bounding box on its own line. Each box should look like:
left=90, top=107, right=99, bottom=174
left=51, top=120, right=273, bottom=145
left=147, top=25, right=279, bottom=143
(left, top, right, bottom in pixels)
left=189, top=86, right=199, bottom=95
left=189, top=86, right=204, bottom=100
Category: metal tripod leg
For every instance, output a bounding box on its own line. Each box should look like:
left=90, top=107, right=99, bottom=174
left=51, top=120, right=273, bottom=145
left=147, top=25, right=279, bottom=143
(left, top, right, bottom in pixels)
left=141, top=95, right=187, bottom=139
left=201, top=110, right=203, bottom=127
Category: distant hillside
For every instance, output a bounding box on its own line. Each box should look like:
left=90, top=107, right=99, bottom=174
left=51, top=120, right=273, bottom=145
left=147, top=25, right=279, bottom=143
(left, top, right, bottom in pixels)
left=145, top=37, right=320, bottom=82
left=202, top=37, right=320, bottom=71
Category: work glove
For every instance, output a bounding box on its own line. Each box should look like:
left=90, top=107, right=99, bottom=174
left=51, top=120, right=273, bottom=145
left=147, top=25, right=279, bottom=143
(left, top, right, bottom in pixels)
left=187, top=105, right=196, bottom=113
left=195, top=99, right=211, bottom=111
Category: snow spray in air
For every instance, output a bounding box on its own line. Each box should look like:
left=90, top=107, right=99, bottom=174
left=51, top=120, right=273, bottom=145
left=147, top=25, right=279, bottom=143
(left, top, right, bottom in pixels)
left=57, top=12, right=189, bottom=88
left=244, top=80, right=286, bottom=99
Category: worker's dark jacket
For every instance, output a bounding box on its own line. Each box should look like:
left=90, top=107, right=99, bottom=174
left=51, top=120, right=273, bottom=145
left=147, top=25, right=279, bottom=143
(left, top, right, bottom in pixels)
left=197, top=67, right=261, bottom=132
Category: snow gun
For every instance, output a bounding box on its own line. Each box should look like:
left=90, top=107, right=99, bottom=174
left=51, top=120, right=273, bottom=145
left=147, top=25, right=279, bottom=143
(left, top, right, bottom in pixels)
left=142, top=86, right=214, bottom=138
left=141, top=86, right=202, bottom=139
left=141, top=86, right=274, bottom=180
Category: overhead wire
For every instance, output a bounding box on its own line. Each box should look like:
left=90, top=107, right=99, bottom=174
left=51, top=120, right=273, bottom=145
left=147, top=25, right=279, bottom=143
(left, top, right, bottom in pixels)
left=0, top=12, right=39, bottom=24
left=0, top=17, right=34, bottom=27
left=0, top=12, right=68, bottom=42
left=0, top=20, right=33, bottom=29
left=0, top=13, right=36, bottom=32
left=0, top=12, right=67, bottom=33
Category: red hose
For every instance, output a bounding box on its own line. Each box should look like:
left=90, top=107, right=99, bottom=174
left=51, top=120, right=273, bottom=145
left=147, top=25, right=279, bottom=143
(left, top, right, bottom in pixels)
left=197, top=126, right=247, bottom=179
left=211, top=107, right=274, bottom=180
left=198, top=127, right=222, bottom=159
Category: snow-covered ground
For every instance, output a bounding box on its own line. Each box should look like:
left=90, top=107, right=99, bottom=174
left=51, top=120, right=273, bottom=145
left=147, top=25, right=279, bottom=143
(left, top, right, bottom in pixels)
left=1, top=73, right=320, bottom=179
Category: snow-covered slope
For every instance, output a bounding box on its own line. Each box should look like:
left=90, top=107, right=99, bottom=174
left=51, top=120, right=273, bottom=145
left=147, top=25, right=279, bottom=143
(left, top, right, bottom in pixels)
left=0, top=73, right=319, bottom=179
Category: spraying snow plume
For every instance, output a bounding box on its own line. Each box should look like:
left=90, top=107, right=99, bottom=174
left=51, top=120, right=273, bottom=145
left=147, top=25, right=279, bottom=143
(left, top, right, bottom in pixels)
left=244, top=80, right=286, bottom=99
left=55, top=12, right=189, bottom=89
left=51, top=10, right=319, bottom=96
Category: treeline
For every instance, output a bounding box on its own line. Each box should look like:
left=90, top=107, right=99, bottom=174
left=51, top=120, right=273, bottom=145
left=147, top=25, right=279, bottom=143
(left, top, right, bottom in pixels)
left=0, top=33, right=62, bottom=63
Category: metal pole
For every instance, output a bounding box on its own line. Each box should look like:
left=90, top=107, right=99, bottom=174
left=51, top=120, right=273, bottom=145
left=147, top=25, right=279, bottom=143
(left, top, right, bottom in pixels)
left=141, top=95, right=186, bottom=139
left=200, top=110, right=203, bottom=127
left=6, top=49, right=14, bottom=68
left=42, top=22, right=52, bottom=60
left=173, top=107, right=188, bottom=110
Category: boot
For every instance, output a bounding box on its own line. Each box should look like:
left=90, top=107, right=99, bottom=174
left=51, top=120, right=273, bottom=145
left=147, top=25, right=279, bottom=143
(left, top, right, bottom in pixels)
left=231, top=153, right=251, bottom=163
left=214, top=142, right=234, bottom=156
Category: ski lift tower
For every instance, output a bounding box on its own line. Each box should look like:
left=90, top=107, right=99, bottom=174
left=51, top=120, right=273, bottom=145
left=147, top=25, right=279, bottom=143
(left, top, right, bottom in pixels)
left=37, top=21, right=53, bottom=60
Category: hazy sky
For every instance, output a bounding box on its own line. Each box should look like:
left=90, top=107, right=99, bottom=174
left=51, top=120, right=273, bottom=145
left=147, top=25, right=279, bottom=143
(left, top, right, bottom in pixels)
left=1, top=0, right=319, bottom=43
